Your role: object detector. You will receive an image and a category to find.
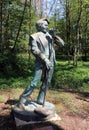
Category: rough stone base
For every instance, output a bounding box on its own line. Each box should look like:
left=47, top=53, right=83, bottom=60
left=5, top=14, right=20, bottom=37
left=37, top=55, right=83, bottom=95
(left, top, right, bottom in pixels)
left=12, top=101, right=61, bottom=127
left=33, top=126, right=53, bottom=130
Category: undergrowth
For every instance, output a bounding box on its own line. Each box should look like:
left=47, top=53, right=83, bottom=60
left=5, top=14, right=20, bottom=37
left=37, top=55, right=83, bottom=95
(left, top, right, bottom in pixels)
left=0, top=55, right=89, bottom=93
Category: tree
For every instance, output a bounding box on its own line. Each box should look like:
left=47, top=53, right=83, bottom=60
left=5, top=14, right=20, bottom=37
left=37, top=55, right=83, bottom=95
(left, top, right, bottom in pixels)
left=12, top=0, right=28, bottom=51
left=0, top=0, right=2, bottom=53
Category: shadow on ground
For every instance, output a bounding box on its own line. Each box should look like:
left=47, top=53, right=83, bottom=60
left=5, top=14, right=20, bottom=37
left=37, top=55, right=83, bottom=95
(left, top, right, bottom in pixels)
left=59, top=88, right=89, bottom=101
left=5, top=99, right=18, bottom=105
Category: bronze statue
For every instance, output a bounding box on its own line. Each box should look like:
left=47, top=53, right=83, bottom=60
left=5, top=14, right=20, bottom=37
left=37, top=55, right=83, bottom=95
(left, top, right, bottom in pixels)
left=18, top=18, right=64, bottom=109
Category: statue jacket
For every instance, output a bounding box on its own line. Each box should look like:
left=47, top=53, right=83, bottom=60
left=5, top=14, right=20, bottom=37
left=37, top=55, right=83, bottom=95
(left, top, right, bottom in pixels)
left=30, top=31, right=56, bottom=65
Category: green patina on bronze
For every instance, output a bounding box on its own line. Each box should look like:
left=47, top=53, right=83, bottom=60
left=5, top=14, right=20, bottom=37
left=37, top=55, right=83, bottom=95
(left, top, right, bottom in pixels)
left=19, top=18, right=64, bottom=107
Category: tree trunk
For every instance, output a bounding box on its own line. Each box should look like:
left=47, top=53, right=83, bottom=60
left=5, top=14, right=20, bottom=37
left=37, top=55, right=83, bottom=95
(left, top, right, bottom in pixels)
left=0, top=0, right=2, bottom=53
left=4, top=13, right=10, bottom=50
left=12, top=0, right=27, bottom=51
left=83, top=4, right=89, bottom=61
left=28, top=0, right=32, bottom=60
left=73, top=45, right=77, bottom=66
left=66, top=0, right=71, bottom=64
left=73, top=0, right=82, bottom=66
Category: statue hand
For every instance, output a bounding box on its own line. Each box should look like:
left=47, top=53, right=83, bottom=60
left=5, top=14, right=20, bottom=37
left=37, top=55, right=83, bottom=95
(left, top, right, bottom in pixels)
left=44, top=58, right=53, bottom=70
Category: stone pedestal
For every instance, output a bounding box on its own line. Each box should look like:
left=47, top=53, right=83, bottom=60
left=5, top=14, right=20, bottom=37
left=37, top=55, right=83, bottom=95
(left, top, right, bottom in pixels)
left=12, top=101, right=61, bottom=127
left=33, top=126, right=53, bottom=130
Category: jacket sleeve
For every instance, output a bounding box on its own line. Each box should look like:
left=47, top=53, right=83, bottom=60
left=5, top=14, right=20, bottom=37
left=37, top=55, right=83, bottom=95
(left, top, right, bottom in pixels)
left=49, top=29, right=65, bottom=46
left=53, top=35, right=65, bottom=46
left=30, top=35, right=48, bottom=62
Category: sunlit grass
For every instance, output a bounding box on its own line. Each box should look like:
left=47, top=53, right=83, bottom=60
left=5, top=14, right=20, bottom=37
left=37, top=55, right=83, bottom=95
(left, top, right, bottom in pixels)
left=52, top=61, right=89, bottom=92
left=47, top=90, right=89, bottom=114
left=0, top=88, right=89, bottom=115
left=0, top=96, right=5, bottom=102
left=0, top=60, right=89, bottom=92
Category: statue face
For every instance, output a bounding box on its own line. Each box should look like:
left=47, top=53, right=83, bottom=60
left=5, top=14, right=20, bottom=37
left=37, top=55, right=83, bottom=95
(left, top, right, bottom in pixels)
left=41, top=21, right=48, bottom=33
left=36, top=20, right=48, bottom=33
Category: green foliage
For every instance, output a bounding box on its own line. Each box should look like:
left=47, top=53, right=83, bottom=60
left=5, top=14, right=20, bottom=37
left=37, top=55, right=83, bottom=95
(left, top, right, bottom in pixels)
left=0, top=76, right=32, bottom=90
left=52, top=61, right=89, bottom=92
left=0, top=53, right=35, bottom=77
left=0, top=0, right=38, bottom=54
left=0, top=0, right=89, bottom=93
left=0, top=57, right=89, bottom=92
left=0, top=55, right=34, bottom=89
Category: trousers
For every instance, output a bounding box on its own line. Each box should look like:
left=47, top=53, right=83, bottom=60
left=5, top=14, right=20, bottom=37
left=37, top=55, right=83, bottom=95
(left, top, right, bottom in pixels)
left=21, top=62, right=54, bottom=105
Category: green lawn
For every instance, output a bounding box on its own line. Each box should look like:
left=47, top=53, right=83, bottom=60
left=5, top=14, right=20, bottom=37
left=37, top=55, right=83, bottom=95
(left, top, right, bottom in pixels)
left=52, top=61, right=89, bottom=92
left=0, top=60, right=89, bottom=92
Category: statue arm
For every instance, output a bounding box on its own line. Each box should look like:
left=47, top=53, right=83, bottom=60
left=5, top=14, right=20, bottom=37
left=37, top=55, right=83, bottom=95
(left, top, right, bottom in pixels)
left=53, top=35, right=65, bottom=46
left=49, top=29, right=65, bottom=46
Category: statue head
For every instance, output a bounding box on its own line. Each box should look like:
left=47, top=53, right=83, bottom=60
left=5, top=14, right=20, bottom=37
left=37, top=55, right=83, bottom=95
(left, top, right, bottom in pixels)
left=36, top=18, right=50, bottom=33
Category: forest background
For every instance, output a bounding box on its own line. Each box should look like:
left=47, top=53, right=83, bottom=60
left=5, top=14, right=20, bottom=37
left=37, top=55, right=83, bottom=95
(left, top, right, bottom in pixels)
left=0, top=0, right=89, bottom=92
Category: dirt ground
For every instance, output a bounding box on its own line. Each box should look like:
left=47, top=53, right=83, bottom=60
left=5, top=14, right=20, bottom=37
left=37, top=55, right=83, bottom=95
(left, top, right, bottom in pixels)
left=0, top=89, right=89, bottom=130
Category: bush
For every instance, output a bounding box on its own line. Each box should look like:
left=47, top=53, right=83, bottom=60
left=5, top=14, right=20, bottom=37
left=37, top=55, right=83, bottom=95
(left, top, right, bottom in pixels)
left=0, top=53, right=35, bottom=77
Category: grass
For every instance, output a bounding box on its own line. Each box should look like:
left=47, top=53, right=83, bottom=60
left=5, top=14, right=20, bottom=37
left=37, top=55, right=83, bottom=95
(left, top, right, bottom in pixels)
left=47, top=90, right=76, bottom=113
left=47, top=89, right=89, bottom=115
left=0, top=60, right=89, bottom=92
left=0, top=88, right=89, bottom=130
left=0, top=57, right=89, bottom=129
left=1, top=88, right=88, bottom=116
left=0, top=96, right=5, bottom=102
left=52, top=61, right=89, bottom=92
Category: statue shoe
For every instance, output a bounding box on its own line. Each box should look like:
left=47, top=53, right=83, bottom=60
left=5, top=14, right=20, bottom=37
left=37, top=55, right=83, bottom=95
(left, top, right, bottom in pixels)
left=19, top=96, right=27, bottom=104
left=18, top=101, right=37, bottom=111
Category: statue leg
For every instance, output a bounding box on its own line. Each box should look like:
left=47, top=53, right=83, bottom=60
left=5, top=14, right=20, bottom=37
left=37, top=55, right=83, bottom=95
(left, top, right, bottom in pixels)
left=19, top=65, right=42, bottom=104
left=37, top=66, right=54, bottom=105
left=37, top=82, right=47, bottom=105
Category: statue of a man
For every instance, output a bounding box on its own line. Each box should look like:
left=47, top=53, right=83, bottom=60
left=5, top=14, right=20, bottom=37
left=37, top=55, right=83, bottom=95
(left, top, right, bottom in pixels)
left=19, top=18, right=64, bottom=108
